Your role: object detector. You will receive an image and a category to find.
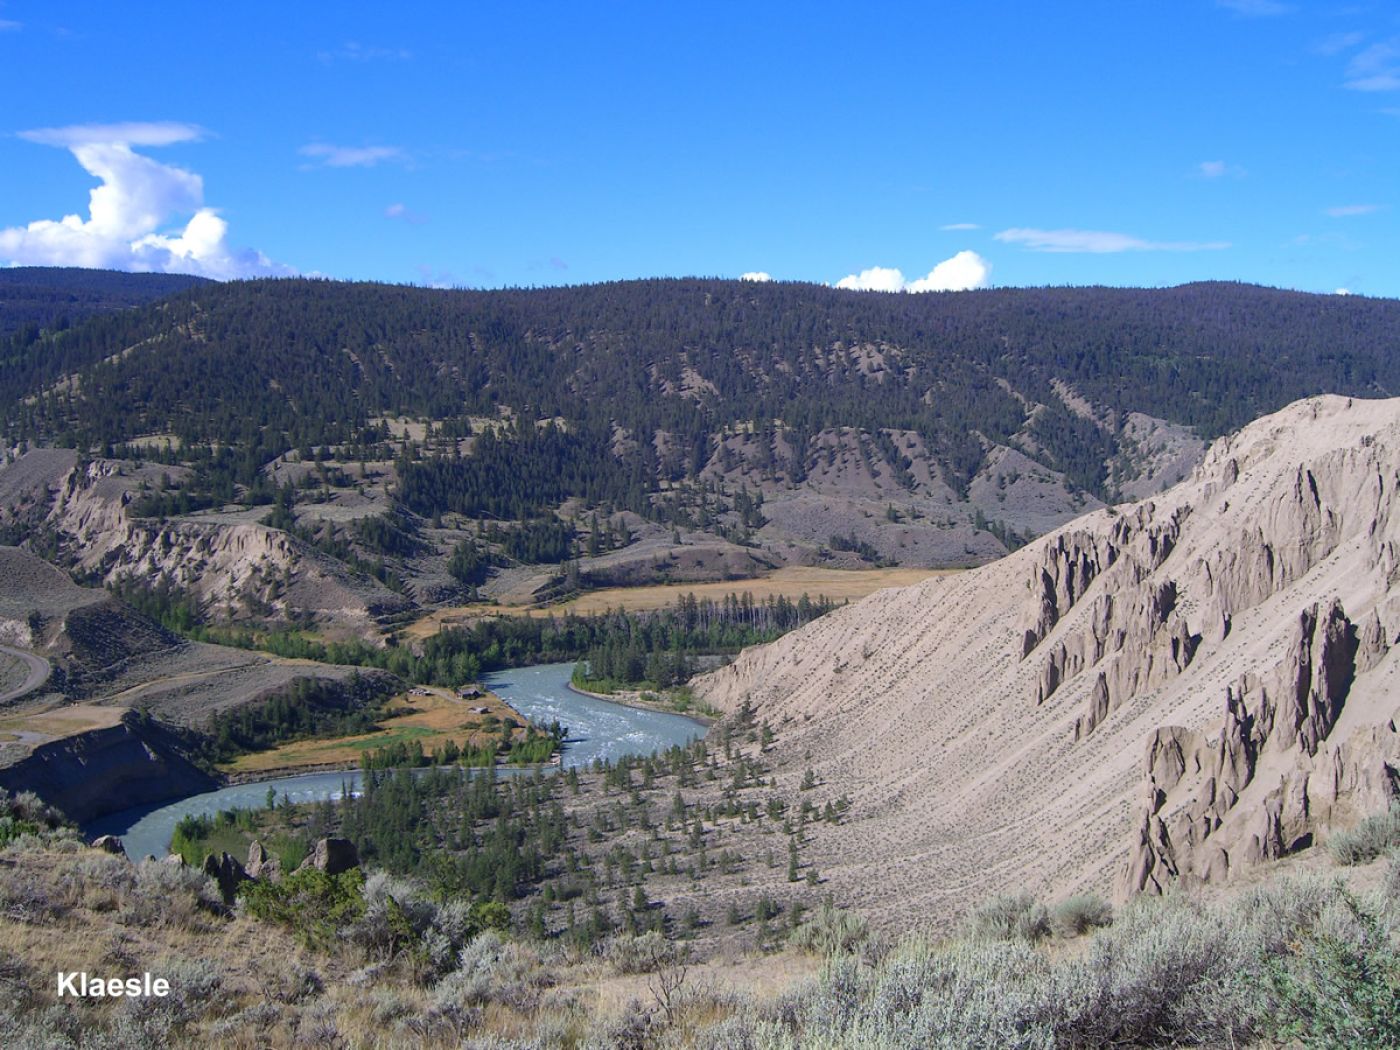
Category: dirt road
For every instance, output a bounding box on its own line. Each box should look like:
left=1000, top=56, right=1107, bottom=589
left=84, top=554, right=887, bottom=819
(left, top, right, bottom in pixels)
left=0, top=644, right=51, bottom=703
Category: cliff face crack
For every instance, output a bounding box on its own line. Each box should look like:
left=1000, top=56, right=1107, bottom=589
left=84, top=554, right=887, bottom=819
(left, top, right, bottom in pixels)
left=1122, top=597, right=1382, bottom=895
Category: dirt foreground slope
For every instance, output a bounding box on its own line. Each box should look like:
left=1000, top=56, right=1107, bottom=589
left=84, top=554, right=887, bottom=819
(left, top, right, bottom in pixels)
left=697, top=395, right=1400, bottom=927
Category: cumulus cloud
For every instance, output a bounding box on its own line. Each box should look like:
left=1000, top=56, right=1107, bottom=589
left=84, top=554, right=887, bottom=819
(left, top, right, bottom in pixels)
left=1346, top=40, right=1400, bottom=92
left=0, top=122, right=289, bottom=279
left=1325, top=203, right=1383, bottom=217
left=994, top=227, right=1230, bottom=253
left=740, top=271, right=773, bottom=282
left=1335, top=287, right=1353, bottom=295
left=836, top=251, right=991, bottom=293
left=299, top=143, right=405, bottom=168
left=837, top=266, right=905, bottom=292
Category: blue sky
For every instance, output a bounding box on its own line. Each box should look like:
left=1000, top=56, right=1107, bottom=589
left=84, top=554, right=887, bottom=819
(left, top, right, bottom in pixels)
left=0, top=1, right=1397, bottom=295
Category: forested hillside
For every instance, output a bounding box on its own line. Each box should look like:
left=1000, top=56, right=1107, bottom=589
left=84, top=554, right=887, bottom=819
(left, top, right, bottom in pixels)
left=4, top=278, right=1395, bottom=480
left=0, top=266, right=207, bottom=339
left=2, top=275, right=1398, bottom=619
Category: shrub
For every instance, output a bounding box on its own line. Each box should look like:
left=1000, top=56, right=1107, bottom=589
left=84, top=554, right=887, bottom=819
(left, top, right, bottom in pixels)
left=790, top=901, right=869, bottom=956
left=1049, top=893, right=1113, bottom=938
left=121, top=861, right=222, bottom=928
left=1265, top=891, right=1400, bottom=1049
left=1046, top=894, right=1267, bottom=1047
left=239, top=867, right=366, bottom=950
left=960, top=892, right=1051, bottom=943
left=1327, top=805, right=1400, bottom=866
left=602, top=930, right=680, bottom=975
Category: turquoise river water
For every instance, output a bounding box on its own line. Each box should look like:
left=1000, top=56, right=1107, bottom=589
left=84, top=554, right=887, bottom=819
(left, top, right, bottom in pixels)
left=85, top=662, right=704, bottom=861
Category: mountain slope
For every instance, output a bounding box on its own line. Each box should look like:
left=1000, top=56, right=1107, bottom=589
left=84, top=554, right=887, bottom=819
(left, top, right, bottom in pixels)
left=0, top=266, right=207, bottom=338
left=696, top=395, right=1400, bottom=924
left=3, top=278, right=1399, bottom=589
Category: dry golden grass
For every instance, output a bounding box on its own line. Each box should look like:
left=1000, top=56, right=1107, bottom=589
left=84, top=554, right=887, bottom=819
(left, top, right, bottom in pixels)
left=220, top=687, right=519, bottom=775
left=0, top=702, right=125, bottom=740
left=404, top=566, right=958, bottom=639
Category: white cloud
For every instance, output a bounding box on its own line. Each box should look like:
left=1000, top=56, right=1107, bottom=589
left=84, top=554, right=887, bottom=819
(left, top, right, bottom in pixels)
left=0, top=18, right=21, bottom=30
left=1217, top=0, right=1293, bottom=15
left=299, top=143, right=405, bottom=168
left=836, top=251, right=991, bottom=293
left=1325, top=203, right=1383, bottom=217
left=317, top=41, right=412, bottom=64
left=20, top=121, right=207, bottom=149
left=1335, top=287, right=1353, bottom=295
left=1346, top=40, right=1400, bottom=92
left=836, top=266, right=909, bottom=293
left=1315, top=31, right=1364, bottom=57
left=0, top=122, right=289, bottom=279
left=940, top=222, right=980, bottom=231
left=740, top=271, right=773, bottom=282
left=1196, top=160, right=1245, bottom=179
left=994, top=227, right=1230, bottom=253
left=907, top=251, right=992, bottom=292
left=384, top=202, right=428, bottom=224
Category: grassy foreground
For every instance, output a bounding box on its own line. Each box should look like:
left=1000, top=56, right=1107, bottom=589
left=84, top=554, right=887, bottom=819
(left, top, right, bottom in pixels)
left=4, top=786, right=1400, bottom=1048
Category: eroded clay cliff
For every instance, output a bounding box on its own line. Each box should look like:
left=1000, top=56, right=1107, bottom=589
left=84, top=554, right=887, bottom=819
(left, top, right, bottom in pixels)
left=696, top=396, right=1400, bottom=923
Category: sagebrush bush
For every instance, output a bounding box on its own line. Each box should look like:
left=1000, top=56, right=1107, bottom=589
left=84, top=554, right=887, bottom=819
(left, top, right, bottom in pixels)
left=1045, top=893, right=1267, bottom=1046
left=602, top=930, right=679, bottom=974
left=682, top=876, right=1400, bottom=1050
left=121, top=860, right=221, bottom=928
left=1049, top=893, right=1112, bottom=938
left=790, top=901, right=869, bottom=956
left=959, top=892, right=1051, bottom=943
left=1327, top=804, right=1400, bottom=865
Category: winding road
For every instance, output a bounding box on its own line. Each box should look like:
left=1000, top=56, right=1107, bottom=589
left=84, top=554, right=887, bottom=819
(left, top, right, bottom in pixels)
left=0, top=644, right=51, bottom=704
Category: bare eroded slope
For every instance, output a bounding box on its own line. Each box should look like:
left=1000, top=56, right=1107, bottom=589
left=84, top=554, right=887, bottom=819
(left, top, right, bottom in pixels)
left=696, top=395, right=1400, bottom=926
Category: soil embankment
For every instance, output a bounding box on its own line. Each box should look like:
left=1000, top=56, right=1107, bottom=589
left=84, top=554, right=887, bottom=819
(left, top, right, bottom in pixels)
left=0, top=709, right=215, bottom=823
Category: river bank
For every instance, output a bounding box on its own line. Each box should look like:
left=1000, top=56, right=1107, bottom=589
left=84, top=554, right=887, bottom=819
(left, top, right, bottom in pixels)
left=565, top=679, right=717, bottom=725
left=86, top=661, right=707, bottom=860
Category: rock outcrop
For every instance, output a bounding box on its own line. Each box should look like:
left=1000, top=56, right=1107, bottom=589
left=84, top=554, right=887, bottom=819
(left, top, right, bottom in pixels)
left=297, top=837, right=359, bottom=876
left=0, top=710, right=216, bottom=823
left=91, top=834, right=126, bottom=856
left=0, top=452, right=410, bottom=636
left=202, top=851, right=251, bottom=904
left=246, top=840, right=281, bottom=880
left=696, top=396, right=1400, bottom=923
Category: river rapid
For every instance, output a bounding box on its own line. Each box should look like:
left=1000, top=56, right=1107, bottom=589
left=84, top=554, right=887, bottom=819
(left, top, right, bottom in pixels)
left=85, top=662, right=705, bottom=861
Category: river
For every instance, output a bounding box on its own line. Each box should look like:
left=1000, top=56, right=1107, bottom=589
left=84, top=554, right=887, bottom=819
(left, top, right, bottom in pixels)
left=84, top=662, right=705, bottom=861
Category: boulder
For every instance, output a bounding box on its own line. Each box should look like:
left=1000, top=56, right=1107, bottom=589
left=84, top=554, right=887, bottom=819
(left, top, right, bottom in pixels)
left=297, top=837, right=359, bottom=876
left=246, top=840, right=281, bottom=880
left=91, top=835, right=126, bottom=856
left=202, top=851, right=250, bottom=903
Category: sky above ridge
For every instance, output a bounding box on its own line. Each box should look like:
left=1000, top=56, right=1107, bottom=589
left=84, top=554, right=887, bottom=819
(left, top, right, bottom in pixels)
left=0, top=2, right=1397, bottom=296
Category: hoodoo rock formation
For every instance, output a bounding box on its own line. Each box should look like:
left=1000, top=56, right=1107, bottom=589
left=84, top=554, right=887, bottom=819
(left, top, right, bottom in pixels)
left=696, top=396, right=1400, bottom=923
